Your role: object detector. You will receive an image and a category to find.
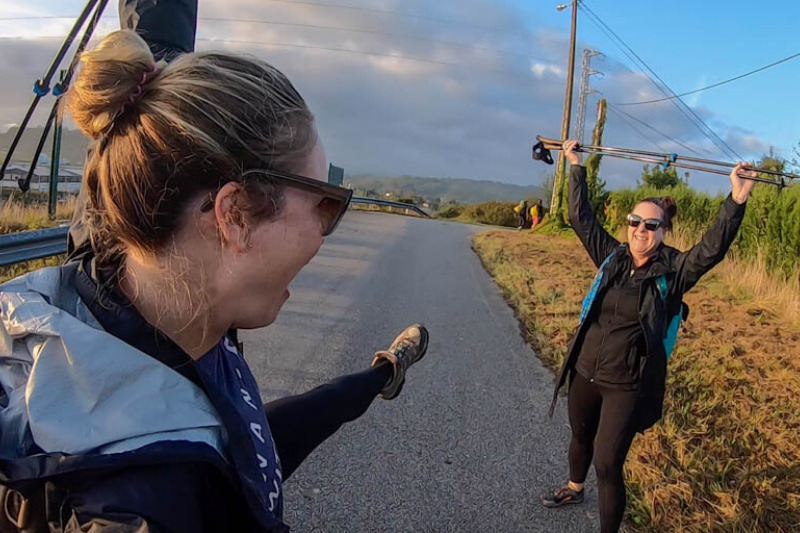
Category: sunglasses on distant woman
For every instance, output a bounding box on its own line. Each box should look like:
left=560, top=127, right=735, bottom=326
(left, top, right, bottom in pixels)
left=202, top=168, right=353, bottom=236
left=626, top=213, right=663, bottom=232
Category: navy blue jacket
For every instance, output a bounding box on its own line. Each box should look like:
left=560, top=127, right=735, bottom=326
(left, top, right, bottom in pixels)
left=0, top=259, right=289, bottom=532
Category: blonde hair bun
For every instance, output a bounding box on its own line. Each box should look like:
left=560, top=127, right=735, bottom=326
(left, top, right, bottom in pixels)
left=67, top=30, right=157, bottom=139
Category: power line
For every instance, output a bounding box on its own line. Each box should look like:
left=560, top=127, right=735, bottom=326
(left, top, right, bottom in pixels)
left=578, top=3, right=737, bottom=160
left=195, top=37, right=483, bottom=69
left=0, top=7, right=506, bottom=33
left=615, top=50, right=800, bottom=106
left=578, top=2, right=741, bottom=161
left=606, top=105, right=664, bottom=152
left=582, top=4, right=741, bottom=161
left=199, top=18, right=552, bottom=63
left=0, top=1, right=514, bottom=35
left=0, top=34, right=527, bottom=74
left=257, top=0, right=513, bottom=34
left=609, top=105, right=708, bottom=157
left=0, top=15, right=554, bottom=64
left=194, top=37, right=523, bottom=73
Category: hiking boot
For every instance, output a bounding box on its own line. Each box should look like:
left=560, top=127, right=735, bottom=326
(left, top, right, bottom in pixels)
left=372, top=324, right=429, bottom=400
left=540, top=485, right=585, bottom=508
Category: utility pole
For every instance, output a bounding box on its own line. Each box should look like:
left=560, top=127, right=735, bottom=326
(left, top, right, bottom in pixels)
left=550, top=0, right=578, bottom=220
left=575, top=49, right=603, bottom=145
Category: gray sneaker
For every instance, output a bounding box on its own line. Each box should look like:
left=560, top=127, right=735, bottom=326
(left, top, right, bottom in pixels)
left=541, top=485, right=585, bottom=508
left=372, top=324, right=429, bottom=400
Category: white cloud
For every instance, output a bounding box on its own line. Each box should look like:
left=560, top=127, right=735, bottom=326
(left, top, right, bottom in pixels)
left=0, top=0, right=53, bottom=18
left=686, top=73, right=706, bottom=108
left=368, top=54, right=440, bottom=77
left=530, top=62, right=564, bottom=78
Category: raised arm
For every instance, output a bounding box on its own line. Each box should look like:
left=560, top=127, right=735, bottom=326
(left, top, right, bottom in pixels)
left=564, top=140, right=619, bottom=267
left=674, top=162, right=756, bottom=294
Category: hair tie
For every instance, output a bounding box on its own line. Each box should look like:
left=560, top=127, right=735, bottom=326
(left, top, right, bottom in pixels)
left=123, top=64, right=159, bottom=107
left=106, top=64, right=159, bottom=135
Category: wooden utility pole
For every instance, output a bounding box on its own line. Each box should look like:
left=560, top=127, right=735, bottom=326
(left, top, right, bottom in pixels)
left=549, top=0, right=578, bottom=221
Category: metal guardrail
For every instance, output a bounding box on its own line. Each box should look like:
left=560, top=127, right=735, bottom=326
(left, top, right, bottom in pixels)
left=351, top=197, right=430, bottom=218
left=0, top=226, right=69, bottom=267
left=0, top=198, right=429, bottom=269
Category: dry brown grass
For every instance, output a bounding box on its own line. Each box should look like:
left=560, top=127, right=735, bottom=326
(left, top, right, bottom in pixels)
left=473, top=230, right=800, bottom=532
left=0, top=196, right=76, bottom=234
left=0, top=197, right=75, bottom=283
left=668, top=228, right=800, bottom=328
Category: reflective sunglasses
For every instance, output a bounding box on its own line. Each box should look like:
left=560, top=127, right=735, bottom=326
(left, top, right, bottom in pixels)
left=626, top=213, right=663, bottom=231
left=202, top=168, right=353, bottom=236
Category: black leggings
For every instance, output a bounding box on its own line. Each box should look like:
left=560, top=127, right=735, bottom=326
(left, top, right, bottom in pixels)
left=264, top=362, right=392, bottom=480
left=568, top=372, right=639, bottom=533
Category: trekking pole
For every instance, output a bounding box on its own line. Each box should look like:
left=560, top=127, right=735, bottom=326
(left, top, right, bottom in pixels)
left=48, top=71, right=66, bottom=218
left=18, top=0, right=111, bottom=193
left=0, top=0, right=101, bottom=179
left=533, top=135, right=798, bottom=187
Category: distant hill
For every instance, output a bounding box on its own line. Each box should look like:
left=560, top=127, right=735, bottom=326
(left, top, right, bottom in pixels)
left=1, top=126, right=90, bottom=165
left=346, top=175, right=546, bottom=205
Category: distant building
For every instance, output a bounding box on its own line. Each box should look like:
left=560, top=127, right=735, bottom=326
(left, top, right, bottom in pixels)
left=327, top=164, right=344, bottom=187
left=1, top=163, right=83, bottom=194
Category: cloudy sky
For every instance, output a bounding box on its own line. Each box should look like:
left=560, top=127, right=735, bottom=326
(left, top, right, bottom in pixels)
left=1, top=0, right=798, bottom=192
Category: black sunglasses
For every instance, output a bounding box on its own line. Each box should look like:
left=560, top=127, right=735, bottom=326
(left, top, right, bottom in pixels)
left=627, top=213, right=663, bottom=232
left=201, top=168, right=353, bottom=236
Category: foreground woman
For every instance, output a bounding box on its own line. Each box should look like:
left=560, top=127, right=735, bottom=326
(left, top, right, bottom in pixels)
left=0, top=31, right=428, bottom=532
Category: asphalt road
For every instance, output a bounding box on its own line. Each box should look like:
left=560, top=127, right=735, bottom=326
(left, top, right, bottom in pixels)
left=243, top=210, right=599, bottom=532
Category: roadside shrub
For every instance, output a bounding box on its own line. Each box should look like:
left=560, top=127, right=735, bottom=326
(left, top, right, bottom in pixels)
left=461, top=201, right=517, bottom=227
left=606, top=184, right=800, bottom=280
left=436, top=205, right=463, bottom=219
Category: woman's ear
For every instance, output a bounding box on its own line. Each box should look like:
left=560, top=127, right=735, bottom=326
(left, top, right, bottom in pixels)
left=214, top=182, right=251, bottom=253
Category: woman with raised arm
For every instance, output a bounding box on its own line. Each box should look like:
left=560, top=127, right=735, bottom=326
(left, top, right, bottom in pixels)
left=0, top=31, right=428, bottom=532
left=540, top=140, right=756, bottom=533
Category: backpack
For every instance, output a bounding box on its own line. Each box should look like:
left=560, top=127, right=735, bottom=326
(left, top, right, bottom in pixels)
left=656, top=275, right=689, bottom=360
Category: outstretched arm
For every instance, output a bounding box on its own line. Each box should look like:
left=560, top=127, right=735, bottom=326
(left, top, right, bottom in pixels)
left=564, top=140, right=619, bottom=267
left=264, top=364, right=391, bottom=480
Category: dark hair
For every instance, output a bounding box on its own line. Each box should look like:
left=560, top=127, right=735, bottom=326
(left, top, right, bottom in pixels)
left=67, top=30, right=316, bottom=264
left=640, top=196, right=678, bottom=231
